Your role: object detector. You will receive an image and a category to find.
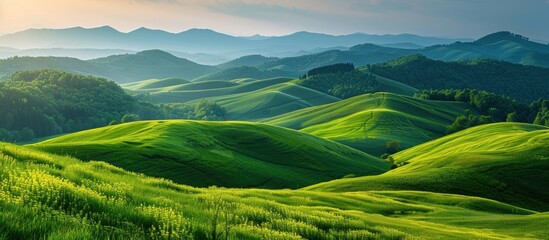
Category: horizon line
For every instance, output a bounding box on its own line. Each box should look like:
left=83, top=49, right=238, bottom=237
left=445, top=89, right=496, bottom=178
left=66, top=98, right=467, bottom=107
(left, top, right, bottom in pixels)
left=2, top=25, right=480, bottom=40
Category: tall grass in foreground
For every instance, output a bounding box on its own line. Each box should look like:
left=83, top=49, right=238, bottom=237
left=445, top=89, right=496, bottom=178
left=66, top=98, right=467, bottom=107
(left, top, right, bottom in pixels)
left=1, top=143, right=547, bottom=239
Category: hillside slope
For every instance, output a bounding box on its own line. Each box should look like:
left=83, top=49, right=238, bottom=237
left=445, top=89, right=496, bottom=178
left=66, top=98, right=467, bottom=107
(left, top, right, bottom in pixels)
left=141, top=77, right=294, bottom=103
left=2, top=142, right=547, bottom=239
left=31, top=120, right=389, bottom=189
left=364, top=54, right=549, bottom=103
left=306, top=123, right=549, bottom=211
left=194, top=82, right=340, bottom=120
left=193, top=66, right=296, bottom=81
left=121, top=77, right=190, bottom=90
left=265, top=92, right=467, bottom=156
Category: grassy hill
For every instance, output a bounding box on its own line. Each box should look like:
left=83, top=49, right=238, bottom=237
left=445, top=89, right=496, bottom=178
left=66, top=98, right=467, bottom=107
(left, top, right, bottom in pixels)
left=123, top=73, right=417, bottom=121
left=192, top=82, right=340, bottom=120
left=121, top=77, right=190, bottom=91
left=2, top=142, right=549, bottom=239
left=141, top=77, right=294, bottom=103
left=193, top=66, right=296, bottom=82
left=31, top=120, right=389, bottom=189
left=306, top=122, right=549, bottom=211
left=265, top=92, right=467, bottom=156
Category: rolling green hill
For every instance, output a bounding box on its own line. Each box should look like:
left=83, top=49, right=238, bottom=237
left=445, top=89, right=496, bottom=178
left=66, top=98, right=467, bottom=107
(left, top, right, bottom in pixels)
left=193, top=66, right=296, bottom=82
left=194, top=82, right=340, bottom=120
left=121, top=77, right=190, bottom=91
left=2, top=141, right=549, bottom=239
left=265, top=92, right=467, bottom=156
left=142, top=77, right=294, bottom=103
left=306, top=122, right=549, bottom=211
left=31, top=120, right=389, bottom=189
left=123, top=71, right=417, bottom=121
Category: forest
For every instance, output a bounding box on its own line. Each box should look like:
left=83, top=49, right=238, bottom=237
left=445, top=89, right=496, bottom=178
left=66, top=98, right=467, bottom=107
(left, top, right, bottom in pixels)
left=365, top=55, right=549, bottom=102
left=415, top=89, right=549, bottom=133
left=297, top=65, right=378, bottom=99
left=0, top=69, right=226, bottom=142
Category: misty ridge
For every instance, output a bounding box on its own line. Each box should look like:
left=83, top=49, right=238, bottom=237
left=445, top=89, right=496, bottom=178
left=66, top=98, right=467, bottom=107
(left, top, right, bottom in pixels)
left=0, top=26, right=473, bottom=63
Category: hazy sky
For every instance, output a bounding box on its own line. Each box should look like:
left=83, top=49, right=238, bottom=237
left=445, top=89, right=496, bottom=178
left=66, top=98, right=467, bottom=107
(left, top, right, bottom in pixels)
left=0, top=0, right=548, bottom=40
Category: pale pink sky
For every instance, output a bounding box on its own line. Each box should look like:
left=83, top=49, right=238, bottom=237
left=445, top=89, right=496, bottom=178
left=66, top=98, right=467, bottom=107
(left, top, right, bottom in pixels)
left=0, top=0, right=547, bottom=40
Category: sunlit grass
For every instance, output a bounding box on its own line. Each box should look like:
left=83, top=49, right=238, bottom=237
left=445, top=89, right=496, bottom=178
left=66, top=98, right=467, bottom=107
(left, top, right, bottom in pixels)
left=31, top=120, right=389, bottom=189
left=1, top=142, right=548, bottom=239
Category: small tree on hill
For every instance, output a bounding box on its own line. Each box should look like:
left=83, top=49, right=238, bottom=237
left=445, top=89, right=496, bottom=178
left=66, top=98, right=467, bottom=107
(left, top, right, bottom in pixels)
left=385, top=140, right=401, bottom=154
left=506, top=112, right=518, bottom=122
left=121, top=114, right=140, bottom=123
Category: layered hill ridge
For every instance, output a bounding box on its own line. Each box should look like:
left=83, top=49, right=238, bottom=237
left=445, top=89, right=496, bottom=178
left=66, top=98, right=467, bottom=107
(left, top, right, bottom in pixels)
left=0, top=26, right=469, bottom=55
left=305, top=122, right=549, bottom=211
left=2, top=31, right=548, bottom=84
left=0, top=50, right=219, bottom=83
left=31, top=120, right=389, bottom=189
left=364, top=54, right=549, bottom=102
left=265, top=92, right=468, bottom=155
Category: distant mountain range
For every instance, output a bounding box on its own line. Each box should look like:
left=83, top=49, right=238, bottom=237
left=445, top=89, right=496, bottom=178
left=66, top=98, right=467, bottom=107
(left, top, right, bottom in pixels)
left=0, top=26, right=471, bottom=59
left=1, top=31, right=547, bottom=83
left=248, top=31, right=549, bottom=71
left=0, top=50, right=219, bottom=83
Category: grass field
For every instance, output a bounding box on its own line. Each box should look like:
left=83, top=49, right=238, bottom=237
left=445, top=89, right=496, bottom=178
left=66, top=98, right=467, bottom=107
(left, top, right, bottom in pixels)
left=31, top=120, right=389, bottom=189
left=2, top=142, right=548, bottom=239
left=305, top=122, right=549, bottom=211
left=193, top=82, right=340, bottom=120
left=121, top=74, right=419, bottom=123
left=121, top=77, right=191, bottom=91
left=367, top=73, right=418, bottom=96
left=136, top=77, right=294, bottom=103
left=265, top=92, right=468, bottom=156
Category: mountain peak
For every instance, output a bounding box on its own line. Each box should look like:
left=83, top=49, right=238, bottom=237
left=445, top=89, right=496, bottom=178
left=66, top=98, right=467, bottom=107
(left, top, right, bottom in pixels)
left=475, top=31, right=531, bottom=44
left=132, top=27, right=152, bottom=32
left=91, top=25, right=118, bottom=32
left=180, top=28, right=218, bottom=34
left=137, top=49, right=176, bottom=57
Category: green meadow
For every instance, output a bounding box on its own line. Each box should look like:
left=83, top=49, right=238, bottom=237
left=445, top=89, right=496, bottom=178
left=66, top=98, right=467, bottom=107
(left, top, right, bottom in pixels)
left=31, top=120, right=389, bottom=189
left=2, top=140, right=549, bottom=239
left=265, top=92, right=468, bottom=156
left=306, top=123, right=549, bottom=211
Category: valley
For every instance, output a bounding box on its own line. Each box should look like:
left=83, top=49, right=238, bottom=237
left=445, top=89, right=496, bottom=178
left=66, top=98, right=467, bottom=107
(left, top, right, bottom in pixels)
left=0, top=5, right=548, bottom=238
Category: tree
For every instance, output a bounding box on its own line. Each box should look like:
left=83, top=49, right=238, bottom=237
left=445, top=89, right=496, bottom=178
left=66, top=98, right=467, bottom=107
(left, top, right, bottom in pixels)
left=307, top=63, right=355, bottom=77
left=194, top=100, right=226, bottom=121
left=121, top=114, right=140, bottom=123
left=506, top=112, right=518, bottom=122
left=385, top=140, right=401, bottom=154
left=19, top=128, right=35, bottom=142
